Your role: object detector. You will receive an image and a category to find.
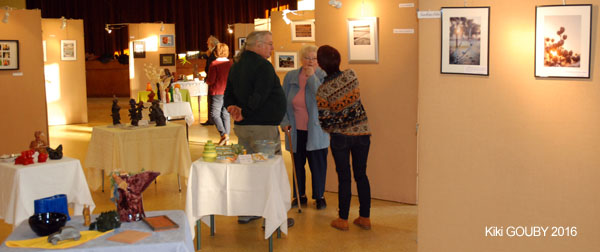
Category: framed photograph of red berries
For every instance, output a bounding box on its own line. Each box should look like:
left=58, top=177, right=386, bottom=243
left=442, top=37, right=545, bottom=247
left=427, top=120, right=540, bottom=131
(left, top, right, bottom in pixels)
left=440, top=7, right=490, bottom=75
left=535, top=5, right=591, bottom=78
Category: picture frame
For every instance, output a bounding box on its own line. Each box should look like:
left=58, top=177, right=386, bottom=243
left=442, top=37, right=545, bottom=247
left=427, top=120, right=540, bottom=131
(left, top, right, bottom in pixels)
left=274, top=51, right=298, bottom=72
left=440, top=7, right=490, bottom=76
left=159, top=54, right=175, bottom=66
left=534, top=4, right=592, bottom=78
left=133, top=40, right=146, bottom=58
left=0, top=40, right=19, bottom=70
left=347, top=17, right=379, bottom=63
left=61, top=40, right=76, bottom=61
left=238, top=37, right=246, bottom=49
left=291, top=20, right=315, bottom=42
left=159, top=34, right=175, bottom=47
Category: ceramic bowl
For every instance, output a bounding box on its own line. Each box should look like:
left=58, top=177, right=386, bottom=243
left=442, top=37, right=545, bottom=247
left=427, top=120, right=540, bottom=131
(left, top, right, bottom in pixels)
left=0, top=154, right=18, bottom=163
left=28, top=212, right=67, bottom=236
left=253, top=140, right=278, bottom=158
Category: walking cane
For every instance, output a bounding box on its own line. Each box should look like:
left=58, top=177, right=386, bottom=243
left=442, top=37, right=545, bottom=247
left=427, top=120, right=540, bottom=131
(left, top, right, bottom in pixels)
left=285, top=128, right=302, bottom=213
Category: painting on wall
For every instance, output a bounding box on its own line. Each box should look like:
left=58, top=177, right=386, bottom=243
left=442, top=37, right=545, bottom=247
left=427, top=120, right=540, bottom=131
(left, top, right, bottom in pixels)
left=347, top=17, right=378, bottom=63
left=159, top=35, right=175, bottom=47
left=133, top=40, right=146, bottom=58
left=160, top=54, right=175, bottom=66
left=61, top=40, right=77, bottom=61
left=535, top=4, right=592, bottom=78
left=238, top=37, right=246, bottom=49
left=0, top=40, right=19, bottom=70
left=291, top=20, right=315, bottom=42
left=440, top=7, right=489, bottom=76
left=274, top=51, right=298, bottom=72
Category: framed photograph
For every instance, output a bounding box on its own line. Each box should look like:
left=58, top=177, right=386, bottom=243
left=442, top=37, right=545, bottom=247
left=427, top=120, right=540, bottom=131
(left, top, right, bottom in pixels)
left=133, top=40, right=146, bottom=58
left=159, top=54, right=175, bottom=66
left=0, top=40, right=19, bottom=70
left=535, top=4, right=592, bottom=78
left=441, top=7, right=490, bottom=75
left=238, top=37, right=246, bottom=49
left=347, top=17, right=379, bottom=63
left=159, top=34, right=175, bottom=47
left=274, top=51, right=298, bottom=72
left=61, top=40, right=76, bottom=61
left=291, top=20, right=315, bottom=42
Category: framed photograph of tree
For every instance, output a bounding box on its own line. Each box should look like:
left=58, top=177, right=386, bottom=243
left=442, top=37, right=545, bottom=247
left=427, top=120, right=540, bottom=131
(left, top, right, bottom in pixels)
left=274, top=51, right=298, bottom=72
left=535, top=4, right=592, bottom=78
left=441, top=7, right=490, bottom=75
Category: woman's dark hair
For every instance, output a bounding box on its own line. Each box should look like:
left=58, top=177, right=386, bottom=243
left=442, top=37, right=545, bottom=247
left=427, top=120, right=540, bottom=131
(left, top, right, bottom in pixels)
left=317, top=45, right=341, bottom=75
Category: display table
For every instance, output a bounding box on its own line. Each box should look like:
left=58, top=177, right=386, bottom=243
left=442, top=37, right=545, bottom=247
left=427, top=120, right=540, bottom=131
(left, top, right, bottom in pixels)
left=185, top=156, right=291, bottom=250
left=173, top=80, right=207, bottom=97
left=84, top=124, right=191, bottom=191
left=0, top=210, right=194, bottom=252
left=137, top=89, right=191, bottom=103
left=0, top=157, right=95, bottom=226
left=161, top=102, right=194, bottom=126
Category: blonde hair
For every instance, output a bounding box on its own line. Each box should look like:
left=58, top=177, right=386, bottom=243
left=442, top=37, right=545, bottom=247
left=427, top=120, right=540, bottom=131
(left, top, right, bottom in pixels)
left=216, top=43, right=229, bottom=58
left=234, top=31, right=272, bottom=62
left=299, top=44, right=318, bottom=59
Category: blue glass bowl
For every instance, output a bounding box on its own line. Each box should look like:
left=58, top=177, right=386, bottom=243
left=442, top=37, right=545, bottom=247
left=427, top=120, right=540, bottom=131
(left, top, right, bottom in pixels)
left=28, top=212, right=67, bottom=236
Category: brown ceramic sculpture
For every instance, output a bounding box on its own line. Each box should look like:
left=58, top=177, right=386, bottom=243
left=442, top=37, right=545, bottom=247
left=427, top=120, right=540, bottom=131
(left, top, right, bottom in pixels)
left=29, top=131, right=48, bottom=154
left=112, top=171, right=160, bottom=222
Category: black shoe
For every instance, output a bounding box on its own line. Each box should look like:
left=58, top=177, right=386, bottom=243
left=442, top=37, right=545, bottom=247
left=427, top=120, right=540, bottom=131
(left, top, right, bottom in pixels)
left=238, top=216, right=261, bottom=224
left=316, top=198, right=327, bottom=210
left=291, top=195, right=308, bottom=207
left=201, top=121, right=214, bottom=126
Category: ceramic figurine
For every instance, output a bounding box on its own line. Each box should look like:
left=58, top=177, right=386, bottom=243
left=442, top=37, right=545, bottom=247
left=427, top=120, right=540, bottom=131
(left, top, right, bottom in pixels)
left=150, top=100, right=167, bottom=126
left=128, top=99, right=139, bottom=126
left=112, top=171, right=160, bottom=222
left=47, top=144, right=63, bottom=160
left=148, top=100, right=157, bottom=123
left=38, top=152, right=48, bottom=163
left=83, top=205, right=91, bottom=226
left=147, top=90, right=156, bottom=102
left=136, top=101, right=145, bottom=121
left=111, top=96, right=121, bottom=125
left=173, top=88, right=183, bottom=102
left=168, top=83, right=174, bottom=102
left=156, top=83, right=162, bottom=102
left=145, top=82, right=153, bottom=91
left=15, top=150, right=35, bottom=165
left=29, top=131, right=48, bottom=154
left=89, top=210, right=121, bottom=232
left=202, top=140, right=217, bottom=162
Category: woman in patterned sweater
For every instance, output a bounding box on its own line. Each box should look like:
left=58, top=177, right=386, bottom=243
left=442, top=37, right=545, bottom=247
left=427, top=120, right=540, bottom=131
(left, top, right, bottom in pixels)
left=315, top=45, right=372, bottom=231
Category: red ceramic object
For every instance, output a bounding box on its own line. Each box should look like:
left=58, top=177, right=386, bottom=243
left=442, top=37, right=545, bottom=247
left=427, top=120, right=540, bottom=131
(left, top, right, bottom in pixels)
left=38, top=152, right=48, bottom=163
left=15, top=150, right=35, bottom=165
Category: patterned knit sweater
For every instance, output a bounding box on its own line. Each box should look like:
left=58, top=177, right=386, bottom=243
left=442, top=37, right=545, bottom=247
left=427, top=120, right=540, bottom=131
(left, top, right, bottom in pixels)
left=316, top=69, right=371, bottom=136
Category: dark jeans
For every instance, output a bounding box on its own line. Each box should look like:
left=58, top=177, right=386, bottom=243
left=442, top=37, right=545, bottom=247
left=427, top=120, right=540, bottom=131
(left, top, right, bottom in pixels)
left=292, top=130, right=328, bottom=199
left=330, top=133, right=371, bottom=219
left=210, top=95, right=230, bottom=135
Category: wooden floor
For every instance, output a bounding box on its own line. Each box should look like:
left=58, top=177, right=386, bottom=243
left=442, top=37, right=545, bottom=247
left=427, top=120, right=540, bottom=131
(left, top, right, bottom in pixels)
left=0, top=97, right=417, bottom=251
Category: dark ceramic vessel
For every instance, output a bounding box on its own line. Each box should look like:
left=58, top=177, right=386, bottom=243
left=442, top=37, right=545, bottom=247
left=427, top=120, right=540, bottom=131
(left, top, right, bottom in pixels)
left=28, top=212, right=67, bottom=236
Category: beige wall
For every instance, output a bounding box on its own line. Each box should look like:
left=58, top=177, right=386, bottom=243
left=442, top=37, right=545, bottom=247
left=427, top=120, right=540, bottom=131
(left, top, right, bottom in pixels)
left=128, top=23, right=177, bottom=99
left=315, top=1, right=418, bottom=203
left=271, top=10, right=315, bottom=82
left=0, top=0, right=25, bottom=9
left=42, top=18, right=88, bottom=125
left=234, top=23, right=255, bottom=51
left=418, top=1, right=600, bottom=251
left=0, top=9, right=48, bottom=154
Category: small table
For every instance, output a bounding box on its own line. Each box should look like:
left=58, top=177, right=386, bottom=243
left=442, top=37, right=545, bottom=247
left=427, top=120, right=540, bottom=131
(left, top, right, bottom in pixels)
left=0, top=157, right=96, bottom=226
left=161, top=102, right=195, bottom=126
left=0, top=210, right=194, bottom=252
left=173, top=80, right=207, bottom=97
left=185, top=156, right=291, bottom=251
left=85, top=124, right=192, bottom=192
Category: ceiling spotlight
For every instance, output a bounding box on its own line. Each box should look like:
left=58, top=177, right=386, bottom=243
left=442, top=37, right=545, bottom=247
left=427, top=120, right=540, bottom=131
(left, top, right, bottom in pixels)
left=160, top=21, right=165, bottom=32
left=105, top=24, right=112, bottom=34
left=328, top=0, right=342, bottom=8
left=2, top=10, right=8, bottom=24
left=60, top=16, right=67, bottom=29
left=227, top=24, right=233, bottom=34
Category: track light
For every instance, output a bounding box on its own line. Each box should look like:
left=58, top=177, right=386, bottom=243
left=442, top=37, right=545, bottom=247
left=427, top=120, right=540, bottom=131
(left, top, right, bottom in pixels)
left=2, top=10, right=8, bottom=24
left=105, top=24, right=112, bottom=34
left=60, top=16, right=67, bottom=29
left=160, top=21, right=165, bottom=32
left=227, top=24, right=233, bottom=34
left=328, top=0, right=342, bottom=8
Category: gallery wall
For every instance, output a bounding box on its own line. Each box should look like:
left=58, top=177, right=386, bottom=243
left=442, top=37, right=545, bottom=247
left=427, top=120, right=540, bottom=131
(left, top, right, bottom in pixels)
left=0, top=9, right=48, bottom=154
left=418, top=0, right=599, bottom=251
left=42, top=18, right=88, bottom=125
left=271, top=10, right=315, bottom=82
left=315, top=1, right=419, bottom=203
left=128, top=23, right=177, bottom=100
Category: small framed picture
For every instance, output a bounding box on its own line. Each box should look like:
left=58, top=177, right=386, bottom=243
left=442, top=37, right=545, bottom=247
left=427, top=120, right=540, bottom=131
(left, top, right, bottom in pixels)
left=160, top=53, right=175, bottom=66
left=274, top=51, right=298, bottom=72
left=61, top=40, right=77, bottom=61
left=133, top=40, right=146, bottom=58
left=0, top=40, right=19, bottom=70
left=440, top=7, right=490, bottom=75
left=159, top=34, right=175, bottom=47
left=347, top=17, right=379, bottom=63
left=238, top=37, right=246, bottom=49
left=535, top=4, right=592, bottom=78
left=291, top=20, right=315, bottom=42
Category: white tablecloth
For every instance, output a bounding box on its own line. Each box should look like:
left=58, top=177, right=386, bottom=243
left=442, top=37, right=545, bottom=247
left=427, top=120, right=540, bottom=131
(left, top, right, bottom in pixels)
left=0, top=210, right=194, bottom=252
left=174, top=80, right=207, bottom=97
left=161, top=102, right=195, bottom=126
left=185, top=156, right=291, bottom=239
left=0, top=157, right=95, bottom=226
left=85, top=124, right=192, bottom=190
